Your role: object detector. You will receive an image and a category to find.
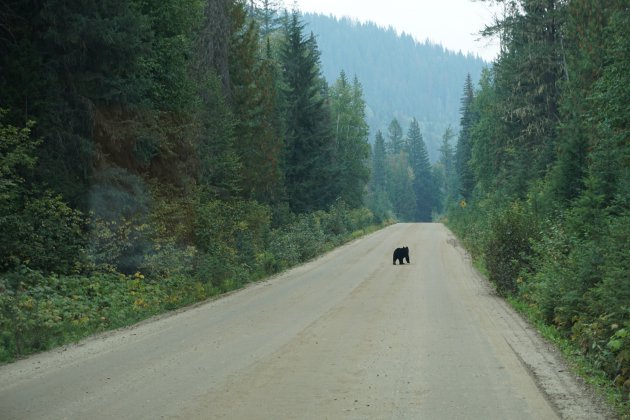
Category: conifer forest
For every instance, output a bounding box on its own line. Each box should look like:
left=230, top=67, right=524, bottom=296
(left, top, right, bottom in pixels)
left=0, top=0, right=629, bottom=412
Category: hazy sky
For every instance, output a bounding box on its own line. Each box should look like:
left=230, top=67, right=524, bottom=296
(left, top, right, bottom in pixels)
left=289, top=0, right=501, bottom=61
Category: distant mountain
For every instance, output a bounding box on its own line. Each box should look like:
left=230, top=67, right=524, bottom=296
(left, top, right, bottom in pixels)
left=302, top=13, right=487, bottom=161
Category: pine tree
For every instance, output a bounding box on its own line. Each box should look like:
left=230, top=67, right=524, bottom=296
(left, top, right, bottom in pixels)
left=251, top=0, right=283, bottom=39
left=229, top=2, right=283, bottom=203
left=484, top=0, right=564, bottom=197
left=372, top=130, right=387, bottom=193
left=366, top=130, right=392, bottom=221
left=279, top=10, right=336, bottom=213
left=386, top=118, right=405, bottom=155
left=386, top=153, right=416, bottom=222
left=437, top=126, right=457, bottom=211
left=329, top=71, right=370, bottom=208
left=455, top=73, right=475, bottom=200
left=407, top=118, right=435, bottom=221
left=548, top=0, right=623, bottom=205
left=193, top=0, right=242, bottom=200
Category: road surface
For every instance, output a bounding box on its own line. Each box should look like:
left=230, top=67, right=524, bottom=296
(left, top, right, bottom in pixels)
left=0, top=224, right=609, bottom=419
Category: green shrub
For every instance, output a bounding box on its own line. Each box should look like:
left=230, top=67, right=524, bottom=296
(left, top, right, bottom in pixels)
left=0, top=199, right=382, bottom=363
left=0, top=114, right=87, bottom=274
left=194, top=199, right=271, bottom=285
left=483, top=201, right=538, bottom=296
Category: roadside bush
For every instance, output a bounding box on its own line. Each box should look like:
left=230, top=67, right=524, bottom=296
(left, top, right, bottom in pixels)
left=194, top=199, right=271, bottom=285
left=0, top=268, right=212, bottom=362
left=319, top=199, right=351, bottom=238
left=140, top=242, right=197, bottom=278
left=447, top=196, right=489, bottom=257
left=87, top=215, right=151, bottom=274
left=571, top=202, right=630, bottom=388
left=0, top=115, right=87, bottom=274
left=484, top=201, right=538, bottom=296
left=347, top=207, right=376, bottom=232
left=2, top=192, right=87, bottom=274
left=0, top=197, right=383, bottom=363
left=267, top=230, right=300, bottom=271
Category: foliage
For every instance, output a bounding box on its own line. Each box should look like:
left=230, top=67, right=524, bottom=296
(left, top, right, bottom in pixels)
left=0, top=114, right=86, bottom=274
left=484, top=201, right=538, bottom=296
left=0, top=268, right=209, bottom=361
left=0, top=0, right=387, bottom=366
left=434, top=126, right=458, bottom=214
left=448, top=0, right=630, bottom=408
left=455, top=73, right=475, bottom=200
left=0, top=200, right=379, bottom=362
left=230, top=1, right=284, bottom=203
left=279, top=9, right=338, bottom=213
left=407, top=118, right=436, bottom=222
left=329, top=72, right=371, bottom=208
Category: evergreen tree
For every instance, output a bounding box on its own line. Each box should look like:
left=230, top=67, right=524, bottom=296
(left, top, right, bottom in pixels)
left=455, top=73, right=475, bottom=200
left=372, top=130, right=387, bottom=193
left=386, top=152, right=416, bottom=222
left=229, top=2, right=283, bottom=203
left=437, top=126, right=457, bottom=211
left=193, top=1, right=242, bottom=200
left=484, top=0, right=564, bottom=197
left=279, top=10, right=337, bottom=213
left=407, top=118, right=434, bottom=221
left=468, top=69, right=506, bottom=196
left=366, top=129, right=392, bottom=221
left=197, top=0, right=232, bottom=94
left=548, top=0, right=623, bottom=205
left=251, top=0, right=283, bottom=39
left=329, top=71, right=370, bottom=208
left=386, top=118, right=405, bottom=155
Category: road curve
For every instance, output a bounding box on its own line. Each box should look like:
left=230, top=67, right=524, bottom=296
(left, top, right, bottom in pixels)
left=0, top=223, right=609, bottom=419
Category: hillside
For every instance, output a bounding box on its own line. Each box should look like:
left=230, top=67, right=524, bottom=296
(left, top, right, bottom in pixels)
left=303, top=13, right=487, bottom=160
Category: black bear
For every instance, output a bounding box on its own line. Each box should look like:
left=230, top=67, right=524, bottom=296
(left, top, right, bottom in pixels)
left=393, top=246, right=410, bottom=265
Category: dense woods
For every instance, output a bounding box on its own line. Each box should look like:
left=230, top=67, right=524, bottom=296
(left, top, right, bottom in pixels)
left=447, top=0, right=630, bottom=408
left=0, top=1, right=379, bottom=361
left=302, top=13, right=486, bottom=161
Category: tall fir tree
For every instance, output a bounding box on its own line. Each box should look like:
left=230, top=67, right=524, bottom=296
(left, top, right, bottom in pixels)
left=437, top=126, right=457, bottom=212
left=371, top=130, right=387, bottom=193
left=329, top=71, right=370, bottom=208
left=229, top=2, right=283, bottom=204
left=455, top=73, right=475, bottom=201
left=279, top=10, right=337, bottom=213
left=386, top=152, right=416, bottom=222
left=250, top=0, right=283, bottom=39
left=193, top=0, right=242, bottom=200
left=407, top=118, right=434, bottom=221
left=366, top=130, right=392, bottom=221
left=483, top=0, right=563, bottom=197
left=386, top=118, right=405, bottom=155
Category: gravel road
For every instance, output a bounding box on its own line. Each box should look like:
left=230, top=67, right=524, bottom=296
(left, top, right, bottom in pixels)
left=0, top=223, right=611, bottom=419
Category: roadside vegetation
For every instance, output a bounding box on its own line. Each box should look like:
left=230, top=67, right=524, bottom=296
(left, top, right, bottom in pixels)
left=445, top=2, right=629, bottom=416
left=0, top=1, right=394, bottom=363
